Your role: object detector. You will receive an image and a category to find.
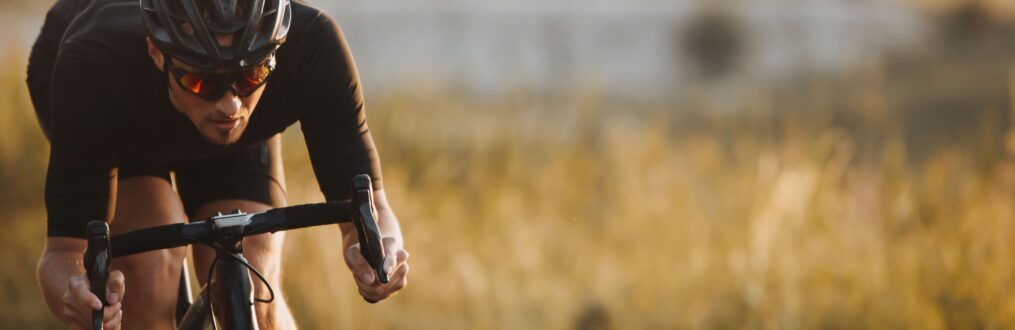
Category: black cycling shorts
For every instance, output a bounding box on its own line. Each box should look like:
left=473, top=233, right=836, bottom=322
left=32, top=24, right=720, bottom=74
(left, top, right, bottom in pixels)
left=118, top=136, right=287, bottom=217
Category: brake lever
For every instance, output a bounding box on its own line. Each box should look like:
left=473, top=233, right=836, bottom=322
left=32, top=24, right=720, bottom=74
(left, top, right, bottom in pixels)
left=84, top=221, right=111, bottom=330
left=352, top=174, right=388, bottom=284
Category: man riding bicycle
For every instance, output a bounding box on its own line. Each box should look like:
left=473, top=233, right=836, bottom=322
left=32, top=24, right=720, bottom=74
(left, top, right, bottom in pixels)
left=26, top=0, right=409, bottom=328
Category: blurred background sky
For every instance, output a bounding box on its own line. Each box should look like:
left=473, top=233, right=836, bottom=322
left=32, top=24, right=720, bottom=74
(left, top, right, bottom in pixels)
left=0, top=0, right=972, bottom=98
left=0, top=0, right=1013, bottom=102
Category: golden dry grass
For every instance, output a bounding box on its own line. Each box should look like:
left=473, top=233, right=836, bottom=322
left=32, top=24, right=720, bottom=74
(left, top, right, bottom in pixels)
left=0, top=57, right=1012, bottom=329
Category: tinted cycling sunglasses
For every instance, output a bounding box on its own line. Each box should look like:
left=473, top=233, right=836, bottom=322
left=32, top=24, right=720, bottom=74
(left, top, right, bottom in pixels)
left=164, top=55, right=276, bottom=101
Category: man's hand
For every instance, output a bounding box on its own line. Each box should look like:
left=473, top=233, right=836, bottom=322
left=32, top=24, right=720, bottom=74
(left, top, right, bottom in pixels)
left=62, top=270, right=125, bottom=330
left=344, top=236, right=409, bottom=303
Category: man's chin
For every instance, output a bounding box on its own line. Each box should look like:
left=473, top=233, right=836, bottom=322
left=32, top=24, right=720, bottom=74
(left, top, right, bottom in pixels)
left=200, top=127, right=244, bottom=146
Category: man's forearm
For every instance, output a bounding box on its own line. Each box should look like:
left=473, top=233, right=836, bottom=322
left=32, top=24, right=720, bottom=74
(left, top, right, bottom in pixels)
left=38, top=244, right=87, bottom=322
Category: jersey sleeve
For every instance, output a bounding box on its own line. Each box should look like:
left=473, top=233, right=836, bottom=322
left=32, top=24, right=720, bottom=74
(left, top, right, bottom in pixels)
left=27, top=0, right=95, bottom=139
left=296, top=13, right=383, bottom=201
left=44, top=43, right=119, bottom=238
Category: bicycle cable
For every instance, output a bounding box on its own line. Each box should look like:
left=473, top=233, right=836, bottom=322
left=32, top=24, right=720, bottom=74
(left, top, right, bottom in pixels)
left=204, top=245, right=278, bottom=318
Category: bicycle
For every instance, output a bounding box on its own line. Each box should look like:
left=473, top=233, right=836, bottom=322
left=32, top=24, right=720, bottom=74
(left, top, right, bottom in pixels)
left=83, top=174, right=389, bottom=330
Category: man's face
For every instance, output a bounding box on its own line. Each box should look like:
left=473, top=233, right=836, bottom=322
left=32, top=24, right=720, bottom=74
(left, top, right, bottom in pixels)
left=146, top=39, right=266, bottom=146
left=166, top=59, right=266, bottom=146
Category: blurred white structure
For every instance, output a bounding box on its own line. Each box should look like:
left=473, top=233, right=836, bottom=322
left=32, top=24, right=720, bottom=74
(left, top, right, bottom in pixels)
left=323, top=0, right=929, bottom=98
left=1, top=0, right=930, bottom=99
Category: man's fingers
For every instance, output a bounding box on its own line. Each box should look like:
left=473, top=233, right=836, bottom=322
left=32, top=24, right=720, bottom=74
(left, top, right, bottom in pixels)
left=396, top=249, right=410, bottom=263
left=345, top=244, right=375, bottom=285
left=62, top=305, right=78, bottom=324
left=358, top=262, right=410, bottom=302
left=359, top=286, right=386, bottom=303
left=384, top=249, right=410, bottom=274
left=106, top=270, right=125, bottom=304
left=102, top=302, right=121, bottom=320
left=68, top=275, right=102, bottom=310
left=381, top=237, right=401, bottom=250
left=64, top=273, right=118, bottom=329
left=381, top=237, right=403, bottom=260
left=383, top=253, right=396, bottom=274
left=383, top=263, right=409, bottom=292
left=343, top=243, right=360, bottom=268
left=387, top=262, right=410, bottom=287
left=351, top=237, right=409, bottom=302
left=387, top=275, right=407, bottom=292
left=380, top=262, right=410, bottom=294
left=381, top=237, right=404, bottom=274
left=358, top=269, right=375, bottom=285
left=104, top=304, right=123, bottom=329
left=365, top=256, right=409, bottom=292
left=104, top=311, right=122, bottom=330
left=64, top=300, right=96, bottom=329
left=360, top=285, right=380, bottom=303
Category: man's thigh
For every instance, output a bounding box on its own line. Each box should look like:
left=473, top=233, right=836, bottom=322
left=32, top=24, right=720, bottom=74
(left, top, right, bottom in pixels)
left=108, top=175, right=188, bottom=330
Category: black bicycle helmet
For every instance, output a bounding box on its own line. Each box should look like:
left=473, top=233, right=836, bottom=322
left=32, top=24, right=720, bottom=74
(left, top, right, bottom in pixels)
left=140, top=0, right=291, bottom=70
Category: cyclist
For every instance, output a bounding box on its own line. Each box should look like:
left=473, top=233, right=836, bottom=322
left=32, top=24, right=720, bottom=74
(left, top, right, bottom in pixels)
left=27, top=0, right=409, bottom=328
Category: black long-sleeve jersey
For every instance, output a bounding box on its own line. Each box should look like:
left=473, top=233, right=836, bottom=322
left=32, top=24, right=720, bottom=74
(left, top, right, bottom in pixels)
left=27, top=0, right=382, bottom=238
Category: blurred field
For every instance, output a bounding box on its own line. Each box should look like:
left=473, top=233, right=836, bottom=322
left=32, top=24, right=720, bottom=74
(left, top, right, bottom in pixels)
left=2, top=1, right=1015, bottom=329
left=1, top=60, right=1013, bottom=329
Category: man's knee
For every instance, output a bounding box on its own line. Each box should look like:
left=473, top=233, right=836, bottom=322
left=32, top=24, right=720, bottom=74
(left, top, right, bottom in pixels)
left=110, top=246, right=185, bottom=327
left=107, top=174, right=188, bottom=287
left=242, top=232, right=285, bottom=281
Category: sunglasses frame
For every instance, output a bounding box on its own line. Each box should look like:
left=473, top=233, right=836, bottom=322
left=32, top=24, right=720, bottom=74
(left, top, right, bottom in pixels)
left=164, top=54, right=277, bottom=101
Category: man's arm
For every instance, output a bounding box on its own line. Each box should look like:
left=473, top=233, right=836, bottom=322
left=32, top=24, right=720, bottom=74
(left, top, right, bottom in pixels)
left=39, top=23, right=122, bottom=327
left=295, top=12, right=408, bottom=302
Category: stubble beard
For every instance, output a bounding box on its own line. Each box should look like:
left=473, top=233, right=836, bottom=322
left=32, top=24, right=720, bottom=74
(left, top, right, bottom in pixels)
left=202, top=119, right=247, bottom=146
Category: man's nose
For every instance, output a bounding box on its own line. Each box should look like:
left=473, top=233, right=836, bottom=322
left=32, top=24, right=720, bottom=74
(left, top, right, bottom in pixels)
left=216, top=90, right=242, bottom=117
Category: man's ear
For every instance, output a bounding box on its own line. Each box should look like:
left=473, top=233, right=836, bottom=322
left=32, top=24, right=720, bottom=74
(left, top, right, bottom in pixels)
left=146, top=37, right=165, bottom=71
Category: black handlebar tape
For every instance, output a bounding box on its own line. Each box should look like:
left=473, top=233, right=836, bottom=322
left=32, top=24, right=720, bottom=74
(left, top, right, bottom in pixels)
left=243, top=202, right=352, bottom=235
left=85, top=221, right=110, bottom=330
left=109, top=223, right=201, bottom=258
left=281, top=202, right=351, bottom=228
left=106, top=203, right=351, bottom=258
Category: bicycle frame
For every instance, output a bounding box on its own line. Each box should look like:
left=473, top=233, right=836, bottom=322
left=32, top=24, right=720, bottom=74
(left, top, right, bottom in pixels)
left=175, top=248, right=255, bottom=329
left=84, top=174, right=387, bottom=330
left=169, top=249, right=258, bottom=330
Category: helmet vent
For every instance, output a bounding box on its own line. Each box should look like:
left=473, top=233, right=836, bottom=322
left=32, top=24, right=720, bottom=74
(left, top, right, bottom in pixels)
left=141, top=0, right=290, bottom=69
